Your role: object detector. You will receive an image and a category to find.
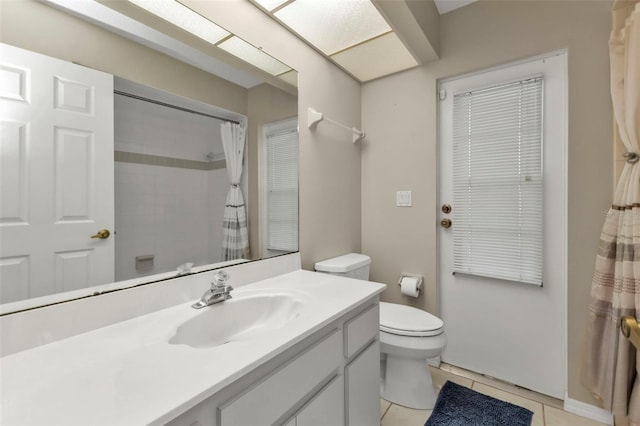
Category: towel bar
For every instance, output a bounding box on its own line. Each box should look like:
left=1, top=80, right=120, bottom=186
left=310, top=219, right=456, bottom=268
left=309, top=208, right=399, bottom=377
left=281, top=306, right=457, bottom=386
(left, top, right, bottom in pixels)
left=307, top=107, right=365, bottom=143
left=621, top=316, right=640, bottom=350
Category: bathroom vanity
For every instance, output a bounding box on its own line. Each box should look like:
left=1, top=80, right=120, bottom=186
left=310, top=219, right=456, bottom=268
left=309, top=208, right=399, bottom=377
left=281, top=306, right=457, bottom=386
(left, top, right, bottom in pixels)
left=168, top=288, right=381, bottom=426
left=0, top=262, right=385, bottom=426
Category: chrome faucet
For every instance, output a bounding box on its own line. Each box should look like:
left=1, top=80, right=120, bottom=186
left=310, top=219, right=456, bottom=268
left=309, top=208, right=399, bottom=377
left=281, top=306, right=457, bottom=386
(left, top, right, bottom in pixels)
left=191, top=270, right=233, bottom=309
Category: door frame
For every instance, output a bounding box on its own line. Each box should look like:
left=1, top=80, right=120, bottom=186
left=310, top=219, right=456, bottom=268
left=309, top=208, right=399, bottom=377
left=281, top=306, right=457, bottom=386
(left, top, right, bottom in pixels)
left=436, top=50, right=568, bottom=397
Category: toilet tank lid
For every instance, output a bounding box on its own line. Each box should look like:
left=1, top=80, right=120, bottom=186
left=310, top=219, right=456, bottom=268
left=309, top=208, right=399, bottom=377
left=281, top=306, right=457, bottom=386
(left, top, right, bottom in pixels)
left=314, top=253, right=371, bottom=273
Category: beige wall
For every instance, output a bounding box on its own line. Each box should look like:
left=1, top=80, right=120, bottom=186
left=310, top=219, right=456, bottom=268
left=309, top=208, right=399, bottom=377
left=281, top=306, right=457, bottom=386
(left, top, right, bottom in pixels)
left=247, top=83, right=298, bottom=258
left=362, top=0, right=612, bottom=406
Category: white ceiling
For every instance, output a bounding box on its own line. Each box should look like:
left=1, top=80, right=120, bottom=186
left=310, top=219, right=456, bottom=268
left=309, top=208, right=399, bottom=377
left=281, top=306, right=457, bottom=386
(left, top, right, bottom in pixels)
left=48, top=0, right=480, bottom=88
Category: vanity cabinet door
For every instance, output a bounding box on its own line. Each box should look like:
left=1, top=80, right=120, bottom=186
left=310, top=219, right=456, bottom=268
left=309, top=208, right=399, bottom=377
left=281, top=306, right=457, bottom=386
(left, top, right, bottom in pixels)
left=296, top=376, right=344, bottom=426
left=344, top=305, right=378, bottom=359
left=345, top=341, right=380, bottom=426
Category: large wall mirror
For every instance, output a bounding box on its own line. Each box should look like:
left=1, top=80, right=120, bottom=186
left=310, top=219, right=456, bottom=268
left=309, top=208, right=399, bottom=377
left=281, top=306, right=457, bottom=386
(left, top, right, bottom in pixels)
left=0, top=0, right=299, bottom=314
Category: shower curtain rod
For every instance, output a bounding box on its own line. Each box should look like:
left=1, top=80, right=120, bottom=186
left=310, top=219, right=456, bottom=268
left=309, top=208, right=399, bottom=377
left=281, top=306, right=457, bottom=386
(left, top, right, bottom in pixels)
left=114, top=90, right=241, bottom=125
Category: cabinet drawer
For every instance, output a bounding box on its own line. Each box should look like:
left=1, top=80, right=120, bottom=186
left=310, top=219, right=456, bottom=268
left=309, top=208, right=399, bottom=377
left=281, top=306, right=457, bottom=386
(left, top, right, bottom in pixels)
left=219, top=329, right=342, bottom=425
left=344, top=304, right=378, bottom=359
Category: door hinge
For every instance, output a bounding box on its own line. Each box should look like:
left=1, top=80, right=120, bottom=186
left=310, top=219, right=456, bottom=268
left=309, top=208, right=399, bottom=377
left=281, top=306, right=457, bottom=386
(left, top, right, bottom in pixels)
left=439, top=89, right=447, bottom=101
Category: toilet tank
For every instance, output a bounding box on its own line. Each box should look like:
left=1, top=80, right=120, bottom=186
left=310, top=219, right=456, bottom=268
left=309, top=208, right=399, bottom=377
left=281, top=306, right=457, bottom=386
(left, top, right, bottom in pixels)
left=314, top=253, right=371, bottom=280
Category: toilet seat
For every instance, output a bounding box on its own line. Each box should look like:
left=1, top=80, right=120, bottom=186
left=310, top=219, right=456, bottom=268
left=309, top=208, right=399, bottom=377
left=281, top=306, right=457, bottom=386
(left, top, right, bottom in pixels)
left=379, top=302, right=444, bottom=337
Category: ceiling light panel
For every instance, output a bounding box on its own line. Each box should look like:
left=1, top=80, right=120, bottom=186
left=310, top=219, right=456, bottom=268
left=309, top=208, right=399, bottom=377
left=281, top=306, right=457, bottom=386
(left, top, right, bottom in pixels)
left=274, top=0, right=391, bottom=55
left=128, top=0, right=230, bottom=44
left=218, top=36, right=292, bottom=76
left=331, top=32, right=418, bottom=82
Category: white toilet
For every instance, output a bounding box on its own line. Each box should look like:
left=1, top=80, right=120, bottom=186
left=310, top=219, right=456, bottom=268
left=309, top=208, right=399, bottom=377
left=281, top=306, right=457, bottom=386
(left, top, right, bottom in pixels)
left=314, top=253, right=447, bottom=410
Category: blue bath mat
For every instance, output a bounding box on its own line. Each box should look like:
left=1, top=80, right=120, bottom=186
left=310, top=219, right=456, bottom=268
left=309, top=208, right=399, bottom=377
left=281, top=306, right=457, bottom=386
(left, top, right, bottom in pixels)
left=425, top=381, right=533, bottom=426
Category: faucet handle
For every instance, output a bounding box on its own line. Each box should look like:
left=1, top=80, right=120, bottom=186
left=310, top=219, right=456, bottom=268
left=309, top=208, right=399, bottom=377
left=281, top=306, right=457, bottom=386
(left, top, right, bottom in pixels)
left=211, top=270, right=229, bottom=289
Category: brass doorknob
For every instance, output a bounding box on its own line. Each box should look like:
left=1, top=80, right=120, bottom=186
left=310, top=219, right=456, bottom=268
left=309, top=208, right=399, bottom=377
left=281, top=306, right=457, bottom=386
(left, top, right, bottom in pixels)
left=440, top=218, right=452, bottom=229
left=91, top=229, right=110, bottom=239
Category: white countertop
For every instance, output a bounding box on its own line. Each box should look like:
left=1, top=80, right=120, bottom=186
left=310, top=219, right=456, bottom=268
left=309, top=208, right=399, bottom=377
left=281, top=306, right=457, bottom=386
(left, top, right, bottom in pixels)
left=1, top=270, right=385, bottom=426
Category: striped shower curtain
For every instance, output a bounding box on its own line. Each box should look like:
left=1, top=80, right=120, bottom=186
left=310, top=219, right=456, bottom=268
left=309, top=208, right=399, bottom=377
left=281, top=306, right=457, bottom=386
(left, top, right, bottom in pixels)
left=221, top=122, right=250, bottom=261
left=582, top=0, right=640, bottom=421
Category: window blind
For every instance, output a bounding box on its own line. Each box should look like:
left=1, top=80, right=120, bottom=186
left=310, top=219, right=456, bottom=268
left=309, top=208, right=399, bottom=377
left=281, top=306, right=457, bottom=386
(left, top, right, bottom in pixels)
left=266, top=127, right=298, bottom=252
left=452, top=76, right=543, bottom=286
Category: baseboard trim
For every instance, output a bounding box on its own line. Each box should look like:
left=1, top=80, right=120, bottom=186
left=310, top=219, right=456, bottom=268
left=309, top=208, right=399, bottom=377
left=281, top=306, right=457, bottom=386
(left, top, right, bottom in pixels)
left=564, top=393, right=614, bottom=425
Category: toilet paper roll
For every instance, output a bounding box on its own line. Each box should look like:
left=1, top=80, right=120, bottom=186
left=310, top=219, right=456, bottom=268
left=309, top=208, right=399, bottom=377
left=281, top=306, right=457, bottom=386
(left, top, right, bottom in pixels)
left=400, top=276, right=421, bottom=297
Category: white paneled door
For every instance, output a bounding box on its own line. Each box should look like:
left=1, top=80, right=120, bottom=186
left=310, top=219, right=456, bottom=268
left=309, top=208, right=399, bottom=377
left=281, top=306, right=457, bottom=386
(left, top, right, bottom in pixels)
left=437, top=52, right=567, bottom=398
left=0, top=44, right=114, bottom=304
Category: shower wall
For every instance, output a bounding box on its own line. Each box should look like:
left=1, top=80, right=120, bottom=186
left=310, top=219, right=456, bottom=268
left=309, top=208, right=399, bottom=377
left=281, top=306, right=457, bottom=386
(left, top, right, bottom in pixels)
left=114, top=94, right=228, bottom=281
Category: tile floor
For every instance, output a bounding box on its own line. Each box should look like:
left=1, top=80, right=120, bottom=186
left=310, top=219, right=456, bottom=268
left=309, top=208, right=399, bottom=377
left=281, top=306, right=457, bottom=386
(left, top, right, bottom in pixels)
left=380, top=363, right=609, bottom=426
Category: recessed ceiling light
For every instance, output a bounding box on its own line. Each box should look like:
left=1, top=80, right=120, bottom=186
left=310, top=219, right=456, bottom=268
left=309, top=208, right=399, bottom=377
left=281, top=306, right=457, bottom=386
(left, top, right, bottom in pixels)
left=274, top=0, right=391, bottom=54
left=331, top=33, right=419, bottom=82
left=128, top=0, right=230, bottom=45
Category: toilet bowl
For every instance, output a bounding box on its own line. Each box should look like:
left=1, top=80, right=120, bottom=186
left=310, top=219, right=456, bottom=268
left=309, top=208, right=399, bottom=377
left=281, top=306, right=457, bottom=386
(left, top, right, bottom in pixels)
left=314, top=253, right=447, bottom=410
left=379, top=301, right=446, bottom=409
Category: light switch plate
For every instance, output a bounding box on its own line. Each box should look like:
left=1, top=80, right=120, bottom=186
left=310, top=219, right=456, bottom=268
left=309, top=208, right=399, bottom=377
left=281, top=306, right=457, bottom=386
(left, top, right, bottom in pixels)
left=396, top=191, right=412, bottom=207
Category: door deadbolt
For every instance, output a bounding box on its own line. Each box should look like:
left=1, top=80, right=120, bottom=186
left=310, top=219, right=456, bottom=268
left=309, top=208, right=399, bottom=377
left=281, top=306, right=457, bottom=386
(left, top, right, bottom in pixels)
left=91, top=229, right=110, bottom=239
left=442, top=204, right=452, bottom=214
left=440, top=218, right=452, bottom=228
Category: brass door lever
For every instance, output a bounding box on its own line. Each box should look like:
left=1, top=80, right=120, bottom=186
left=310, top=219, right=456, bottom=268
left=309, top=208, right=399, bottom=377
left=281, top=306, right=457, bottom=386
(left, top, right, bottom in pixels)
left=91, top=229, right=110, bottom=239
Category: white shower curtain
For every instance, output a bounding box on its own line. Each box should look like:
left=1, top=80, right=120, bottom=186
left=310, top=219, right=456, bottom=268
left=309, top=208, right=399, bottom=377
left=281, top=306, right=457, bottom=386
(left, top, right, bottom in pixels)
left=582, top=0, right=640, bottom=421
left=221, top=122, right=250, bottom=261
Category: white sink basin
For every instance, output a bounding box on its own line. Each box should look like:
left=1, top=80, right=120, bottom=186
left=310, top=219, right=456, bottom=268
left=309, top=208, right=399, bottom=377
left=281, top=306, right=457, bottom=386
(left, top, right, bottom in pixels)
left=169, top=290, right=308, bottom=348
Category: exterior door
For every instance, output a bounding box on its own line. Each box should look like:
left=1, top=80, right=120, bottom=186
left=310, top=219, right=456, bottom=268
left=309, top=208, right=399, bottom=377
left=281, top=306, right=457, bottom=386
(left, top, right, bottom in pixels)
left=437, top=52, right=567, bottom=398
left=0, top=43, right=114, bottom=304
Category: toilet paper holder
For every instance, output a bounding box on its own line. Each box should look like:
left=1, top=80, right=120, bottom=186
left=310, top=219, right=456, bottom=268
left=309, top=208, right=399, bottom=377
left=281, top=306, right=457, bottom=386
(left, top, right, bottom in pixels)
left=397, top=273, right=423, bottom=294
